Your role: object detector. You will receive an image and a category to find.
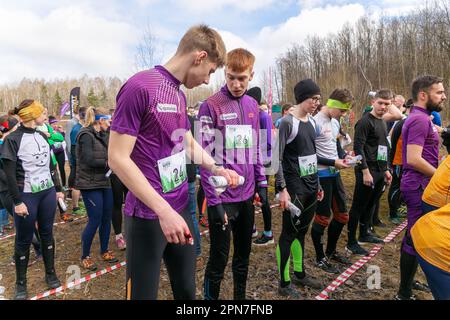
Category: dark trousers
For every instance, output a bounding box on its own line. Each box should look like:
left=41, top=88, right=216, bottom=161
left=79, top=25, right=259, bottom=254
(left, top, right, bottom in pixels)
left=204, top=199, right=254, bottom=300
left=347, top=168, right=385, bottom=244
left=81, top=188, right=113, bottom=258
left=125, top=208, right=195, bottom=300
left=14, top=188, right=56, bottom=253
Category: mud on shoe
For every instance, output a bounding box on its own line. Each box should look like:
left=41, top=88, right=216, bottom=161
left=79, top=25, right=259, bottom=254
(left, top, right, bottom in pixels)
left=278, top=284, right=302, bottom=299
left=291, top=274, right=322, bottom=290
left=253, top=233, right=274, bottom=246
left=102, top=251, right=119, bottom=263
left=358, top=234, right=384, bottom=244
left=316, top=257, right=340, bottom=274
left=327, top=251, right=352, bottom=266
left=345, top=243, right=369, bottom=256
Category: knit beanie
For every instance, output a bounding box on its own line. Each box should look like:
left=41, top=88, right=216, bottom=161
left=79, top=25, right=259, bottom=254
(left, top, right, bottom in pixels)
left=247, top=87, right=262, bottom=105
left=294, top=79, right=321, bottom=104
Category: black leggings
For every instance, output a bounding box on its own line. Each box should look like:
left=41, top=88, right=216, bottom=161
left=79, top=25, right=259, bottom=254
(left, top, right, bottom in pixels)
left=54, top=151, right=66, bottom=187
left=260, top=175, right=272, bottom=232
left=312, top=175, right=348, bottom=261
left=347, top=169, right=385, bottom=244
left=197, top=184, right=205, bottom=219
left=68, top=145, right=76, bottom=188
left=14, top=188, right=56, bottom=253
left=0, top=191, right=41, bottom=254
left=277, top=192, right=317, bottom=286
left=110, top=174, right=128, bottom=235
left=204, top=199, right=254, bottom=300
left=125, top=207, right=195, bottom=300
left=388, top=165, right=404, bottom=218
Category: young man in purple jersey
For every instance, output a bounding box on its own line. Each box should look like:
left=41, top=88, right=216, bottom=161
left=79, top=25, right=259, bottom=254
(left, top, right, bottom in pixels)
left=109, top=25, right=239, bottom=300
left=198, top=49, right=268, bottom=300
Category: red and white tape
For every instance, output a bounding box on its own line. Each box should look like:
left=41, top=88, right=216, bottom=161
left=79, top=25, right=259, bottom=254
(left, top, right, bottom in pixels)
left=0, top=216, right=87, bottom=242
left=30, top=261, right=127, bottom=300
left=315, top=221, right=407, bottom=300
left=28, top=203, right=282, bottom=300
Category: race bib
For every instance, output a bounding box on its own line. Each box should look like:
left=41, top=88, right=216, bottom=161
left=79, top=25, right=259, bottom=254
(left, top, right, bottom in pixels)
left=225, top=125, right=253, bottom=149
left=377, top=145, right=388, bottom=161
left=298, top=154, right=318, bottom=177
left=31, top=173, right=54, bottom=193
left=157, top=150, right=187, bottom=193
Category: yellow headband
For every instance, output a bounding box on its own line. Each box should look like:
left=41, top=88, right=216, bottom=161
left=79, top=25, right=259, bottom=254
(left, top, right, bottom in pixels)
left=18, top=101, right=45, bottom=122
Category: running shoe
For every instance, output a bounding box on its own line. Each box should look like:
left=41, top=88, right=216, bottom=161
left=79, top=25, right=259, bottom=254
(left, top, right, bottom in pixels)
left=372, top=219, right=387, bottom=228
left=81, top=256, right=98, bottom=271
left=102, top=251, right=119, bottom=263
left=327, top=251, right=352, bottom=266
left=394, top=293, right=417, bottom=300
left=72, top=207, right=86, bottom=216
left=61, top=213, right=74, bottom=223
left=199, top=216, right=209, bottom=228
left=253, top=233, right=274, bottom=246
left=358, top=234, right=384, bottom=244
left=278, top=284, right=302, bottom=299
left=316, top=257, right=340, bottom=274
left=345, top=243, right=369, bottom=256
left=251, top=225, right=258, bottom=238
left=389, top=216, right=403, bottom=225
left=291, top=274, right=322, bottom=289
left=412, top=280, right=431, bottom=293
left=115, top=235, right=126, bottom=251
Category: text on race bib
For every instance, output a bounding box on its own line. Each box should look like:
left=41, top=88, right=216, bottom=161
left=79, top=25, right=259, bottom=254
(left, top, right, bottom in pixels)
left=157, top=150, right=187, bottom=193
left=377, top=145, right=388, bottom=161
left=31, top=173, right=54, bottom=193
left=225, top=125, right=253, bottom=149
left=298, top=154, right=318, bottom=177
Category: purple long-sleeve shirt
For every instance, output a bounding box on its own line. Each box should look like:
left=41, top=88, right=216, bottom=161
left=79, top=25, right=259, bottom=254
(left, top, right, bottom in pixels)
left=259, top=110, right=272, bottom=161
left=197, top=85, right=267, bottom=207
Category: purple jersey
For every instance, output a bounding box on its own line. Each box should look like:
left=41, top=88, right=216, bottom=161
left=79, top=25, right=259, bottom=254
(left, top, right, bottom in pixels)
left=112, top=65, right=190, bottom=220
left=401, top=106, right=439, bottom=191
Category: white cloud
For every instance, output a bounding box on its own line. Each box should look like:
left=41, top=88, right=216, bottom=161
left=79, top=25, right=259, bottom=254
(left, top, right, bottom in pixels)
left=174, top=0, right=279, bottom=14
left=0, top=5, right=138, bottom=83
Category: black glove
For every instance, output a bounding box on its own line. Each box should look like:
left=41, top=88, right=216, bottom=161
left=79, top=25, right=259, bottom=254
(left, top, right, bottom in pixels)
left=208, top=204, right=226, bottom=228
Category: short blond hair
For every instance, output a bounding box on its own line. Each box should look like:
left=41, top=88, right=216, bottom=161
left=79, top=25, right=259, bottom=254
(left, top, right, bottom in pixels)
left=176, top=24, right=227, bottom=68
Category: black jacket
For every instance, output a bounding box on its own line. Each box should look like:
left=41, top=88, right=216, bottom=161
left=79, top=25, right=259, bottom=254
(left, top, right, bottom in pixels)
left=75, top=126, right=110, bottom=190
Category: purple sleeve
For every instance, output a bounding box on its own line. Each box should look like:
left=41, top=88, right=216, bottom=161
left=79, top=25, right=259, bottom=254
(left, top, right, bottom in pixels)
left=111, top=81, right=149, bottom=137
left=261, top=112, right=272, bottom=157
left=254, top=112, right=268, bottom=186
left=405, top=117, right=428, bottom=147
left=197, top=101, right=221, bottom=206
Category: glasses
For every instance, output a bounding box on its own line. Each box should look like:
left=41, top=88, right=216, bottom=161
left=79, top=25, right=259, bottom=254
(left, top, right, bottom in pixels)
left=310, top=96, right=321, bottom=103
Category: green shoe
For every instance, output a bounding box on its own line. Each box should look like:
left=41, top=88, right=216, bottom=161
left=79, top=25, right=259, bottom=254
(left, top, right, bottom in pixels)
left=397, top=205, right=407, bottom=217
left=72, top=207, right=86, bottom=216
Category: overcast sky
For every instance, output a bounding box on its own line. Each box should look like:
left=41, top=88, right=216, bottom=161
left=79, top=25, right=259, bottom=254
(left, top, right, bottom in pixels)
left=0, top=0, right=423, bottom=86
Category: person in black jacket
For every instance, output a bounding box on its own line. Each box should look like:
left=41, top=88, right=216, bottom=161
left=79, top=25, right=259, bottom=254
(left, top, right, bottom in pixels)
left=2, top=100, right=65, bottom=300
left=75, top=107, right=118, bottom=271
left=346, top=90, right=394, bottom=256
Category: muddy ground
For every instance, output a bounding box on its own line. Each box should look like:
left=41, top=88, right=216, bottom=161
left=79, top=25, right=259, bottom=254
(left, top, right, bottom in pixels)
left=0, top=169, right=432, bottom=300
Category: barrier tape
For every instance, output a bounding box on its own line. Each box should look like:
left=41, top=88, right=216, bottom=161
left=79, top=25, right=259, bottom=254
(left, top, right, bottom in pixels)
left=29, top=261, right=127, bottom=300
left=315, top=221, right=408, bottom=300
left=0, top=216, right=87, bottom=242
left=29, top=203, right=283, bottom=300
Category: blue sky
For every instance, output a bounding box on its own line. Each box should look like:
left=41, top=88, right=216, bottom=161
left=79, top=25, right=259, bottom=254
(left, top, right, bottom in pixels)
left=0, top=0, right=423, bottom=85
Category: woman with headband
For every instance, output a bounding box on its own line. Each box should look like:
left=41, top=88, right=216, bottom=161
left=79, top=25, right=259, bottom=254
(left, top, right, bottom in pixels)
left=1, top=100, right=65, bottom=300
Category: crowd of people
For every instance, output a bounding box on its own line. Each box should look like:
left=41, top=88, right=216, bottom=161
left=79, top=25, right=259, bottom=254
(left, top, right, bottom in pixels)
left=0, top=24, right=448, bottom=301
